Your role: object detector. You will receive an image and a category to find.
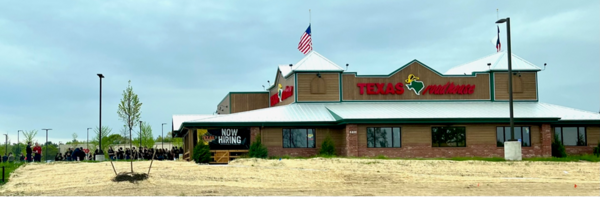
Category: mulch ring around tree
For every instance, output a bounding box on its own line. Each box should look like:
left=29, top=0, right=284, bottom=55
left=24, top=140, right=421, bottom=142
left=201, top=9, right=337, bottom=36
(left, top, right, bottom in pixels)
left=113, top=172, right=149, bottom=183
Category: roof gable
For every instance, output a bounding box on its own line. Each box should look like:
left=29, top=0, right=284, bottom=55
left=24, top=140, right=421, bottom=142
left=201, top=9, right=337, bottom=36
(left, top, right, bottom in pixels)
left=343, top=59, right=485, bottom=78
left=280, top=51, right=344, bottom=77
left=445, top=51, right=542, bottom=75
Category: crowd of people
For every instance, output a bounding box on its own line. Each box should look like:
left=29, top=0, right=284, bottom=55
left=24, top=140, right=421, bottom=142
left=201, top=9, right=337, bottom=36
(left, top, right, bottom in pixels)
left=53, top=146, right=185, bottom=161
left=2, top=142, right=185, bottom=163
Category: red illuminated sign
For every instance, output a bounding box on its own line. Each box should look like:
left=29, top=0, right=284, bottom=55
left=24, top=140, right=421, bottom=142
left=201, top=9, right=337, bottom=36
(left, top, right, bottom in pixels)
left=356, top=83, right=405, bottom=95
left=422, top=82, right=475, bottom=95
left=270, top=86, right=294, bottom=106
left=356, top=82, right=475, bottom=95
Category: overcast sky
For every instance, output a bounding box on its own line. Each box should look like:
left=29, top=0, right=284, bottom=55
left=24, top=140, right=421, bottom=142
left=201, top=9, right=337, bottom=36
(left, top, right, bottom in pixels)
left=0, top=0, right=598, bottom=145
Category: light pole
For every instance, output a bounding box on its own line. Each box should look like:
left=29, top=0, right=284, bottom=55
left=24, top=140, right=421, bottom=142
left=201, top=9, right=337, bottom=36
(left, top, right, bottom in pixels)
left=87, top=127, right=92, bottom=151
left=97, top=73, right=104, bottom=156
left=162, top=123, right=166, bottom=149
left=139, top=121, right=142, bottom=149
left=41, top=129, right=51, bottom=162
left=18, top=130, right=22, bottom=157
left=3, top=134, right=7, bottom=157
left=496, top=17, right=515, bottom=141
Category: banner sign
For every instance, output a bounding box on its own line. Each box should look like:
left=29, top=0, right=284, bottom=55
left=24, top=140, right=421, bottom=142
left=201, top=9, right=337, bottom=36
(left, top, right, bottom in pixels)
left=197, top=128, right=251, bottom=150
left=270, top=84, right=294, bottom=106
left=357, top=74, right=476, bottom=96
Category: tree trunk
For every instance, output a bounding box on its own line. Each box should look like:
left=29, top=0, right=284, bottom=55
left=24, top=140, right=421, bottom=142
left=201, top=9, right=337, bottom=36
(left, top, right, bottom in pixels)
left=130, top=127, right=133, bottom=173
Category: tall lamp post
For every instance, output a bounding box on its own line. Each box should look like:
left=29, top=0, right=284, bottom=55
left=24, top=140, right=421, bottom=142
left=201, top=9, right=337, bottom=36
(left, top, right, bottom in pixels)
left=41, top=129, right=51, bottom=162
left=139, top=121, right=143, bottom=149
left=3, top=134, right=7, bottom=157
left=15, top=130, right=23, bottom=161
left=496, top=17, right=515, bottom=141
left=161, top=123, right=166, bottom=149
left=97, top=74, right=105, bottom=158
left=87, top=127, right=92, bottom=151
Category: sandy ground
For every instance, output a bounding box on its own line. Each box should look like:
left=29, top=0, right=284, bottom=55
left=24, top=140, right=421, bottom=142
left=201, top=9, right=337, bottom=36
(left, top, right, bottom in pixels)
left=0, top=158, right=599, bottom=196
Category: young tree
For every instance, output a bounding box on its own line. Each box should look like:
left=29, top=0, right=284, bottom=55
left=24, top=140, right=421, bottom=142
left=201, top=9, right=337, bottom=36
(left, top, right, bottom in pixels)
left=172, top=137, right=183, bottom=148
left=71, top=133, right=80, bottom=148
left=117, top=80, right=143, bottom=173
left=93, top=126, right=114, bottom=154
left=22, top=130, right=38, bottom=145
left=119, top=125, right=130, bottom=144
left=139, top=121, right=155, bottom=148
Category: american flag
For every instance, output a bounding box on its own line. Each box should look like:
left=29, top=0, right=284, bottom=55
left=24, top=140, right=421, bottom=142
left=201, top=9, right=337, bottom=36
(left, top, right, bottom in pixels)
left=298, top=24, right=312, bottom=55
left=496, top=26, right=501, bottom=52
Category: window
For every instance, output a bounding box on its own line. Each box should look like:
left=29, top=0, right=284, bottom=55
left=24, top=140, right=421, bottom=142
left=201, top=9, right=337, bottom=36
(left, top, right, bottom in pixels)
left=496, top=126, right=531, bottom=147
left=367, top=127, right=401, bottom=148
left=283, top=129, right=316, bottom=148
left=554, top=127, right=586, bottom=146
left=432, top=127, right=466, bottom=147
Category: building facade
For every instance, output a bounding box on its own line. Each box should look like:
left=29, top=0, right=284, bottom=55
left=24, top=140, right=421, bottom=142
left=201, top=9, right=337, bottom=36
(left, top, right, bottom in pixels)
left=173, top=51, right=600, bottom=161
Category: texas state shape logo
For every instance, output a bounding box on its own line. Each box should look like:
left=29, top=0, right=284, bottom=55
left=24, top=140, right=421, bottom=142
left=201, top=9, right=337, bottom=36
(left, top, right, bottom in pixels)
left=405, top=74, right=425, bottom=95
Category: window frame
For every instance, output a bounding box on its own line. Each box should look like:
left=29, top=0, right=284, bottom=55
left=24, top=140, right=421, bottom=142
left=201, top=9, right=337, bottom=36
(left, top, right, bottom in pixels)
left=431, top=126, right=467, bottom=147
left=282, top=128, right=316, bottom=148
left=366, top=127, right=402, bottom=148
left=554, top=126, right=587, bottom=146
left=496, top=126, right=532, bottom=147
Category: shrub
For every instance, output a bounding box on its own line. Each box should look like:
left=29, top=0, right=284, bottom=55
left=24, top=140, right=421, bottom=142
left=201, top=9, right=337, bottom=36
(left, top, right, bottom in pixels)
left=551, top=133, right=567, bottom=158
left=249, top=134, right=268, bottom=159
left=318, top=135, right=336, bottom=156
left=192, top=142, right=211, bottom=164
left=593, top=142, right=600, bottom=157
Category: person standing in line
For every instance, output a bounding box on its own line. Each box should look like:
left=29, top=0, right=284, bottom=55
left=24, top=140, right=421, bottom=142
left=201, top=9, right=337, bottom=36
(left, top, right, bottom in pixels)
left=33, top=142, right=42, bottom=162
left=108, top=147, right=115, bottom=160
left=26, top=142, right=33, bottom=163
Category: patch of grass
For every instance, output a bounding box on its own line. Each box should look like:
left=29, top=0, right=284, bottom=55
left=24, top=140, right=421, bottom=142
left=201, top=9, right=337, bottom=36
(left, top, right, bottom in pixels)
left=524, top=154, right=600, bottom=162
left=447, top=157, right=506, bottom=162
left=314, top=154, right=336, bottom=158
left=0, top=162, right=26, bottom=185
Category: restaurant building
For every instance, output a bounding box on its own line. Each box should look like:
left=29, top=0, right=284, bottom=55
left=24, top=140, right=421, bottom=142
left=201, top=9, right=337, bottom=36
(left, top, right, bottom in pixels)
left=172, top=51, right=600, bottom=162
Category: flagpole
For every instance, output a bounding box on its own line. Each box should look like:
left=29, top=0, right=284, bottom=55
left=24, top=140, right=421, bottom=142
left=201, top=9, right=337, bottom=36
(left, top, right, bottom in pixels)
left=309, top=9, right=312, bottom=51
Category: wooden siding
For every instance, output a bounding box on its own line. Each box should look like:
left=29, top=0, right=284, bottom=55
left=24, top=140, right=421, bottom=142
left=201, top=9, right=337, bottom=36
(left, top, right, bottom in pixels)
left=269, top=71, right=296, bottom=107
left=586, top=127, right=600, bottom=145
left=217, top=94, right=230, bottom=114
left=230, top=93, right=269, bottom=113
left=342, top=62, right=491, bottom=101
left=357, top=124, right=541, bottom=147
left=297, top=73, right=340, bottom=102
left=494, top=72, right=537, bottom=100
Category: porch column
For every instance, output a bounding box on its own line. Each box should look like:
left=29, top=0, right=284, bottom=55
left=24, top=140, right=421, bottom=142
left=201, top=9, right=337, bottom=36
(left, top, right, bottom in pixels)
left=250, top=127, right=260, bottom=143
left=345, top=124, right=358, bottom=157
left=541, top=124, right=552, bottom=157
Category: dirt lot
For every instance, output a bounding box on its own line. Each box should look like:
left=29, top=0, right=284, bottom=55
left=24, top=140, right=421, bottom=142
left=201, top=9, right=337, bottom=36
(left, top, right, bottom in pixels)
left=0, top=158, right=598, bottom=196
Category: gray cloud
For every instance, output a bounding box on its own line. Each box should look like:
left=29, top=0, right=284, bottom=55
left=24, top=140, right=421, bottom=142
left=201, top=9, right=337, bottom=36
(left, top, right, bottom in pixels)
left=0, top=0, right=598, bottom=143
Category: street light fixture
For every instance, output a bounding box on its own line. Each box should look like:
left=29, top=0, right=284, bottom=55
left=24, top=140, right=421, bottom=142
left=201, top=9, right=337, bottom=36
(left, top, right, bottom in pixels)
left=139, top=120, right=143, bottom=149
left=162, top=123, right=166, bottom=149
left=41, top=129, right=52, bottom=162
left=495, top=17, right=515, bottom=141
left=87, top=127, right=92, bottom=151
left=97, top=73, right=104, bottom=157
left=3, top=134, right=7, bottom=157
left=17, top=130, right=23, bottom=161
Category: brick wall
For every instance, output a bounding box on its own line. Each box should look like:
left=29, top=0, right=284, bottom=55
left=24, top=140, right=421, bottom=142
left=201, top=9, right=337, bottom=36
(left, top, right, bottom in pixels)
left=541, top=124, right=552, bottom=157
left=268, top=147, right=318, bottom=157
left=565, top=146, right=594, bottom=155
left=356, top=143, right=546, bottom=158
left=345, top=124, right=358, bottom=157
left=250, top=127, right=260, bottom=143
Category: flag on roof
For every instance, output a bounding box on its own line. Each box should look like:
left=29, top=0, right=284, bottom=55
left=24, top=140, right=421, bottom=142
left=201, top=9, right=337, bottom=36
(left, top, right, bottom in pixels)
left=298, top=24, right=312, bottom=55
left=496, top=26, right=501, bottom=52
